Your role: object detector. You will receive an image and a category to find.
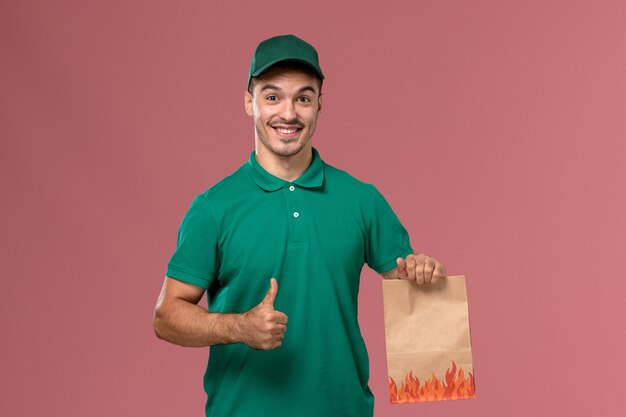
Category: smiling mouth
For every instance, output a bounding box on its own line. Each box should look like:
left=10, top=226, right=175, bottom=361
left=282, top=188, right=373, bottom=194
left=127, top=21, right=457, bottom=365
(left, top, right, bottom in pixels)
left=272, top=126, right=302, bottom=138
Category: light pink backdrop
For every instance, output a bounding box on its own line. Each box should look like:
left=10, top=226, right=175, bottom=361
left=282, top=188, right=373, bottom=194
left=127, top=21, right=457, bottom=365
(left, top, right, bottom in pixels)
left=1, top=1, right=624, bottom=416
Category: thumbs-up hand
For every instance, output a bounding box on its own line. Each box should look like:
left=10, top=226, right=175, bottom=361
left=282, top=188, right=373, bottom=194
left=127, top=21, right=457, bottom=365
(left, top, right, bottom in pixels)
left=241, top=278, right=288, bottom=350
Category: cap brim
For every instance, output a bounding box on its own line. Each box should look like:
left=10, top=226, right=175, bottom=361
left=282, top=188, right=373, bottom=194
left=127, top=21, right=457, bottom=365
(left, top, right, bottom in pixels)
left=250, top=58, right=325, bottom=80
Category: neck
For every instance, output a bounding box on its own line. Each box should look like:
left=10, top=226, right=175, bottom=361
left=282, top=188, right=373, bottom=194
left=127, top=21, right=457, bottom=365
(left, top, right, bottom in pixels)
left=254, top=144, right=313, bottom=182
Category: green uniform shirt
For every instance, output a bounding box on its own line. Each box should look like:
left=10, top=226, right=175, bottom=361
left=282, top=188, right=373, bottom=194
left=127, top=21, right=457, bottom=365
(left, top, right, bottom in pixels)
left=166, top=147, right=413, bottom=417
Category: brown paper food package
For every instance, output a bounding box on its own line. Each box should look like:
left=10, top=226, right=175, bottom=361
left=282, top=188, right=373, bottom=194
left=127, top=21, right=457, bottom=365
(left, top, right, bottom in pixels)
left=383, top=275, right=476, bottom=403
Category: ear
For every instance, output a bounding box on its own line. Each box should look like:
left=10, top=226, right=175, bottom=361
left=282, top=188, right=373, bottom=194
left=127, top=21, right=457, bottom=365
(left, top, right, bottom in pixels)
left=317, top=92, right=323, bottom=115
left=244, top=90, right=253, bottom=116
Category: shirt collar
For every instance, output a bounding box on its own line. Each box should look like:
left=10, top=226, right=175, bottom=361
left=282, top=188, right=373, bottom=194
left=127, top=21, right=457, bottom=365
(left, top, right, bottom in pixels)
left=247, top=147, right=325, bottom=192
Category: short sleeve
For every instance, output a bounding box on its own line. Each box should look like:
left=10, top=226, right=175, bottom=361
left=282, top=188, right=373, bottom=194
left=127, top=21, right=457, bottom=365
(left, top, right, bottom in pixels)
left=364, top=185, right=413, bottom=273
left=165, top=194, right=220, bottom=289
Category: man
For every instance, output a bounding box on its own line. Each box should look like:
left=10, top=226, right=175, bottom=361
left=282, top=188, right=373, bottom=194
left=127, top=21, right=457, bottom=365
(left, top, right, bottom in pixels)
left=154, top=34, right=446, bottom=417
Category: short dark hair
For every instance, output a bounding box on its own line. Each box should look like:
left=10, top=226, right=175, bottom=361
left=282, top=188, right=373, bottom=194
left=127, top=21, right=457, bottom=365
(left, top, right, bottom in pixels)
left=247, top=60, right=323, bottom=95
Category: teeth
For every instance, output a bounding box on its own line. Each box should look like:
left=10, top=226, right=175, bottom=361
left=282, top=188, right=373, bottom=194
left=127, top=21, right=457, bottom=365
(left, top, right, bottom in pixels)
left=276, top=128, right=297, bottom=134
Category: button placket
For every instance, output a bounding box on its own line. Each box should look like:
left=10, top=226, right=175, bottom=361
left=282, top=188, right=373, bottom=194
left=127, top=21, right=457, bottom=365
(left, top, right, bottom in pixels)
left=289, top=184, right=299, bottom=218
left=285, top=183, right=305, bottom=243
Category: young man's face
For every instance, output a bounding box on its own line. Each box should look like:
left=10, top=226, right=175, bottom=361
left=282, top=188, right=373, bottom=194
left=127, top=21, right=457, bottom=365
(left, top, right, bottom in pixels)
left=245, top=68, right=322, bottom=158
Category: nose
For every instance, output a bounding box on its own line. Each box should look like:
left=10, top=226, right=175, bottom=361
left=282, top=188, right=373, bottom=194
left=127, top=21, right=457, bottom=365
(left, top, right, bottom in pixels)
left=278, top=100, right=297, bottom=122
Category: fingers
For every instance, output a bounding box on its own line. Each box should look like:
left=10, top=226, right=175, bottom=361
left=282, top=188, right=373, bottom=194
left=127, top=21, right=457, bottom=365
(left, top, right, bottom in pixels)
left=423, top=257, right=436, bottom=284
left=259, top=336, right=284, bottom=350
left=432, top=262, right=446, bottom=284
left=250, top=310, right=288, bottom=350
left=273, top=310, right=288, bottom=326
left=270, top=322, right=286, bottom=338
left=265, top=312, right=288, bottom=349
left=406, top=256, right=416, bottom=281
left=396, top=257, right=407, bottom=279
left=261, top=277, right=278, bottom=306
left=415, top=254, right=426, bottom=284
left=401, top=254, right=446, bottom=285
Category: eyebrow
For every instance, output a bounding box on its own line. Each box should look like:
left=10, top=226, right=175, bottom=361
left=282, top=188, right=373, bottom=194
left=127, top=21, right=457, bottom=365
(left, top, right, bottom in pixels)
left=259, top=84, right=318, bottom=94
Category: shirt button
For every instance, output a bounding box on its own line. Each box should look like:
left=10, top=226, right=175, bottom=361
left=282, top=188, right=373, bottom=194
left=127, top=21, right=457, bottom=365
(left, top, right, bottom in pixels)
left=293, top=212, right=299, bottom=218
left=289, top=185, right=295, bottom=191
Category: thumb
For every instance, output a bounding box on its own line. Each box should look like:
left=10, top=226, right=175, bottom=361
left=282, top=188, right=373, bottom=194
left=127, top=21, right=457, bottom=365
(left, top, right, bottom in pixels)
left=261, top=277, right=278, bottom=306
left=396, top=257, right=407, bottom=278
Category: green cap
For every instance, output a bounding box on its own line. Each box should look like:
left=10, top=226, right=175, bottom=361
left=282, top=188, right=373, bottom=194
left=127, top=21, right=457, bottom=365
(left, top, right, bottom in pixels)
left=248, top=34, right=325, bottom=88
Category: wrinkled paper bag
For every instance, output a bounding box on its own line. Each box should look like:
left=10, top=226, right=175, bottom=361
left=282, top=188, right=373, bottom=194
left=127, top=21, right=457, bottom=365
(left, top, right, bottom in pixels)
left=383, top=275, right=476, bottom=403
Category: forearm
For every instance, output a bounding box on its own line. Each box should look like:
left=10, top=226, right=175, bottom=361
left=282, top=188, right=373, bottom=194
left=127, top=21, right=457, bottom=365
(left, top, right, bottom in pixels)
left=154, top=298, right=244, bottom=347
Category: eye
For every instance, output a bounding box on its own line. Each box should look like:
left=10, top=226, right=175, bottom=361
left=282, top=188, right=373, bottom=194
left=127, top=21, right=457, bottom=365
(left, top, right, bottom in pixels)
left=266, top=95, right=278, bottom=101
left=297, top=96, right=311, bottom=103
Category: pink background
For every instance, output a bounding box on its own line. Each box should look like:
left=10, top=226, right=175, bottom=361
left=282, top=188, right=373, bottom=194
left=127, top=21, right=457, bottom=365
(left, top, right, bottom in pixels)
left=2, top=1, right=624, bottom=415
